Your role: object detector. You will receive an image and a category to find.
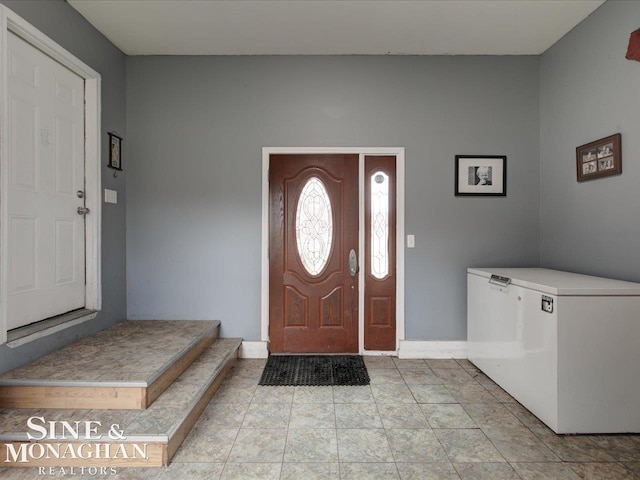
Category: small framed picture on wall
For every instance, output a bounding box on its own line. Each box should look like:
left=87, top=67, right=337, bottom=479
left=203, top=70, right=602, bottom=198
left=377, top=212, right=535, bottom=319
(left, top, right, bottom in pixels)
left=108, top=132, right=123, bottom=171
left=576, top=133, right=621, bottom=182
left=455, top=155, right=507, bottom=196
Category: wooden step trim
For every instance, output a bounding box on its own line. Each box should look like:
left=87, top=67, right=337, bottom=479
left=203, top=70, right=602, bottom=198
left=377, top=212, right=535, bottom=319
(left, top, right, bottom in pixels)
left=167, top=351, right=237, bottom=461
left=145, top=326, right=219, bottom=408
left=0, top=385, right=146, bottom=410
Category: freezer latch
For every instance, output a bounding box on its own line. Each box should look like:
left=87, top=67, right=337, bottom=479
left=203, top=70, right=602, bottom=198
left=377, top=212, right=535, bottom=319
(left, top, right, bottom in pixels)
left=541, top=295, right=554, bottom=313
left=489, top=275, right=511, bottom=287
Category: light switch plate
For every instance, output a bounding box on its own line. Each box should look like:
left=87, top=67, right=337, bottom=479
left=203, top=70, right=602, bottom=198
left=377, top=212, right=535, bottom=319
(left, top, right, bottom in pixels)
left=104, top=189, right=117, bottom=204
left=407, top=234, right=415, bottom=248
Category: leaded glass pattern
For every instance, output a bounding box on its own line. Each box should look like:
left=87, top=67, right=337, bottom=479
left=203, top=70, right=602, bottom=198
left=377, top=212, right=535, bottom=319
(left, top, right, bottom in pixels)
left=371, top=172, right=389, bottom=279
left=295, top=177, right=333, bottom=276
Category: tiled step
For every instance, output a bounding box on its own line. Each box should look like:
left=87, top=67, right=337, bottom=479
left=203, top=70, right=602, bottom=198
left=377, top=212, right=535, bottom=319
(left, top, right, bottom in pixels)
left=0, top=337, right=242, bottom=468
left=0, top=320, right=220, bottom=410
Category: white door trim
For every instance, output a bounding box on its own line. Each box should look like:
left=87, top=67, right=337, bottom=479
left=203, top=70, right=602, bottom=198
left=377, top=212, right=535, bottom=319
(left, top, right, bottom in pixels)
left=261, top=147, right=405, bottom=355
left=0, top=5, right=101, bottom=344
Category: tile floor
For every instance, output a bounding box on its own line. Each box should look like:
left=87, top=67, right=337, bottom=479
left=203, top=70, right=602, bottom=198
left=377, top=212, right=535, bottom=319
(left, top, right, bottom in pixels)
left=2, top=356, right=640, bottom=479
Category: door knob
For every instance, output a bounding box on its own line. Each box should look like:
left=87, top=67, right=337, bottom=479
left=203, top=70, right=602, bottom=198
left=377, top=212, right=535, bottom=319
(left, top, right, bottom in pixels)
left=77, top=207, right=90, bottom=215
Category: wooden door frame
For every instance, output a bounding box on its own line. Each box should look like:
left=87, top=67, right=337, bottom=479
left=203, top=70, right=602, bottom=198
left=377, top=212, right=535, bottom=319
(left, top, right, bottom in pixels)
left=0, top=6, right=102, bottom=345
left=261, top=147, right=405, bottom=355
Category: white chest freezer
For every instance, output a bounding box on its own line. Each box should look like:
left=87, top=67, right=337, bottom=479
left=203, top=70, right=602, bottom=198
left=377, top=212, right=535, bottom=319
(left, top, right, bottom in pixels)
left=467, top=267, right=640, bottom=434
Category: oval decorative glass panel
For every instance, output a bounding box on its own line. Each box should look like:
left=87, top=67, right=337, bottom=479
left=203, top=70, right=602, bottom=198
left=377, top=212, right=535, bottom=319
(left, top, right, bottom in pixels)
left=371, top=172, right=389, bottom=279
left=295, top=177, right=333, bottom=275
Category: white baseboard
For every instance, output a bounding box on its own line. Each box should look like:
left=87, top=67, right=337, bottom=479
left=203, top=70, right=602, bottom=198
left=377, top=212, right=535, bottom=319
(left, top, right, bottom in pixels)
left=398, top=340, right=467, bottom=359
left=238, top=340, right=467, bottom=359
left=239, top=341, right=269, bottom=358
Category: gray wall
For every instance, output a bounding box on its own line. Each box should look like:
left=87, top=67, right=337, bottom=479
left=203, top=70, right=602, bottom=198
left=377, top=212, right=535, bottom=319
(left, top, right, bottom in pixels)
left=126, top=55, right=540, bottom=341
left=0, top=0, right=126, bottom=373
left=539, top=0, right=640, bottom=282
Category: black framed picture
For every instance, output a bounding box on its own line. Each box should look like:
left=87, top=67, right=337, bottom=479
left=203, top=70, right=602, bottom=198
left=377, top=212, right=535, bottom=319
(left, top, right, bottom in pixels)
left=108, top=132, right=123, bottom=171
left=576, top=133, right=621, bottom=182
left=455, top=155, right=506, bottom=196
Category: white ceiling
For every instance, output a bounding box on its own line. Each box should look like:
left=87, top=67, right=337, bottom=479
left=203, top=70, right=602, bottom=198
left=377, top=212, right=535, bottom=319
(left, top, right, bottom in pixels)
left=67, top=0, right=605, bottom=56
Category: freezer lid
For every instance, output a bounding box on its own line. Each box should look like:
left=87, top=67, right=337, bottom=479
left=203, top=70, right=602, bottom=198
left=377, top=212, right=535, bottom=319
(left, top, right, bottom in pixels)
left=467, top=267, right=640, bottom=296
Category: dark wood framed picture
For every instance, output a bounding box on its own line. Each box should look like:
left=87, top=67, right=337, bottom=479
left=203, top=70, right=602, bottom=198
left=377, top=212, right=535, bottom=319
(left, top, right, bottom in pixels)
left=576, top=133, right=621, bottom=182
left=108, top=132, right=123, bottom=171
left=455, top=155, right=507, bottom=196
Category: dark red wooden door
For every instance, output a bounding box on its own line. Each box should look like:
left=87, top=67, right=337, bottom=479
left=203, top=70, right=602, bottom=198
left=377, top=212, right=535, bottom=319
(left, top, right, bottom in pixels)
left=269, top=154, right=359, bottom=353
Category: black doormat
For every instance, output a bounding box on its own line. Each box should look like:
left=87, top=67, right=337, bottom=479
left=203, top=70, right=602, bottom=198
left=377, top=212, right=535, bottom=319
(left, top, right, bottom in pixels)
left=259, top=355, right=370, bottom=386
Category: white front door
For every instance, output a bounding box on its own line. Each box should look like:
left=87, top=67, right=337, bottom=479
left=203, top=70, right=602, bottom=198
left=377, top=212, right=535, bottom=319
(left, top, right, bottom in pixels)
left=6, top=31, right=86, bottom=330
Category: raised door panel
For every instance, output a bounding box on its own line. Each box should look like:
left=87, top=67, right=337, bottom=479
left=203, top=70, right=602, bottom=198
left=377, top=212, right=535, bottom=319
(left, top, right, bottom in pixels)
left=284, top=286, right=309, bottom=327
left=320, top=287, right=344, bottom=328
left=8, top=217, right=38, bottom=294
left=54, top=117, right=76, bottom=197
left=9, top=96, right=38, bottom=192
left=55, top=219, right=76, bottom=285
